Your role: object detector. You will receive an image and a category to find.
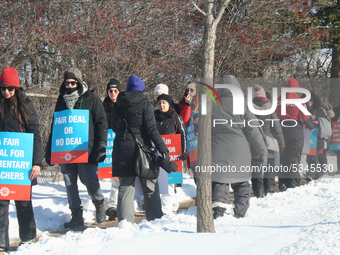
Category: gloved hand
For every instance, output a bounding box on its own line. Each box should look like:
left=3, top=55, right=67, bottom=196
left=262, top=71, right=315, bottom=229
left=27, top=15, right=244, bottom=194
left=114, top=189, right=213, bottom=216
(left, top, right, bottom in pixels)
left=159, top=152, right=178, bottom=173
left=178, top=155, right=187, bottom=160
left=96, top=147, right=107, bottom=163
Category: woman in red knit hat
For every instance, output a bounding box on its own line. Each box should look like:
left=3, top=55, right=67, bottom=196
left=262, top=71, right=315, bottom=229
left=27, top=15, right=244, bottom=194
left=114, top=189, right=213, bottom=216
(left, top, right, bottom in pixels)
left=0, top=67, right=42, bottom=252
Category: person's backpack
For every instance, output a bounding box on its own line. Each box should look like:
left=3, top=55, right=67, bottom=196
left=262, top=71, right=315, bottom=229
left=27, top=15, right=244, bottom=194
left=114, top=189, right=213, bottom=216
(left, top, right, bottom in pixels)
left=318, top=115, right=332, bottom=139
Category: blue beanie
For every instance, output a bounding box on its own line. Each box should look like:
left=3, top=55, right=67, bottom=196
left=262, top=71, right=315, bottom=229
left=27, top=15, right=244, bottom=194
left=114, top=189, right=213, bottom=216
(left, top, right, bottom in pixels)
left=126, top=75, right=145, bottom=92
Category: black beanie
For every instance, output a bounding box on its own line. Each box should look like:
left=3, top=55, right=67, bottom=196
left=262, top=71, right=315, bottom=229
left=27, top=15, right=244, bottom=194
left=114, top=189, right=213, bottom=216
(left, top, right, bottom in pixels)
left=107, top=78, right=121, bottom=94
left=157, top=94, right=172, bottom=106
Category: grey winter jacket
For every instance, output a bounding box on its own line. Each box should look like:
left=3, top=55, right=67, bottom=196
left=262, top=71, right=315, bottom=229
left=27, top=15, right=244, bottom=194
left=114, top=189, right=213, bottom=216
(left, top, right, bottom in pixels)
left=211, top=75, right=267, bottom=184
left=250, top=98, right=285, bottom=159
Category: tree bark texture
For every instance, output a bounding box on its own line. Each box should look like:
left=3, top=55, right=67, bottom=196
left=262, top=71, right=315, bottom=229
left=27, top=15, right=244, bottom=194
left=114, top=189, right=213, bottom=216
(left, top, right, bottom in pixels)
left=196, top=0, right=216, bottom=233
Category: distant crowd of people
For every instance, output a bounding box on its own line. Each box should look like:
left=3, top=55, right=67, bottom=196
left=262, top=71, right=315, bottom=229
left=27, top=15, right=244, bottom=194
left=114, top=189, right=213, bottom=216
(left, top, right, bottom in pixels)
left=0, top=67, right=337, bottom=252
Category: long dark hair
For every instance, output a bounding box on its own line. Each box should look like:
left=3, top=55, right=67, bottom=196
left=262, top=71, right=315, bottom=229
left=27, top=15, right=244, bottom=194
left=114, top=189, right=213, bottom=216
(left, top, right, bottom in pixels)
left=0, top=88, right=31, bottom=125
left=179, top=82, right=199, bottom=107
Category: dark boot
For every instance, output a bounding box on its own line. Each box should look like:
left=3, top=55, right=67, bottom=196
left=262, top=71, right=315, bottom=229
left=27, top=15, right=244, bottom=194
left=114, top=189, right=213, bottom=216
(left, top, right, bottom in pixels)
left=93, top=199, right=106, bottom=223
left=106, top=207, right=117, bottom=221
left=64, top=209, right=84, bottom=229
left=213, top=206, right=226, bottom=219
left=253, top=188, right=264, bottom=198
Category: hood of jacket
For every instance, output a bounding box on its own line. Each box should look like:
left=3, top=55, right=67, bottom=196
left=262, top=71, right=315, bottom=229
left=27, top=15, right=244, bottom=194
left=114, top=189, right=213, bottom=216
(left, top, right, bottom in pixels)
left=217, top=75, right=242, bottom=97
left=116, top=91, right=148, bottom=109
left=59, top=80, right=88, bottom=96
left=252, top=98, right=272, bottom=110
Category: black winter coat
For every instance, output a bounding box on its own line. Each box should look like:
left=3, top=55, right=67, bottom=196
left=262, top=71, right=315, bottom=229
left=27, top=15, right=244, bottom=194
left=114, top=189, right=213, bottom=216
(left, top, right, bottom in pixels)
left=0, top=95, right=42, bottom=185
left=250, top=98, right=285, bottom=159
left=111, top=91, right=168, bottom=177
left=154, top=109, right=188, bottom=160
left=103, top=96, right=113, bottom=129
left=45, top=89, right=108, bottom=165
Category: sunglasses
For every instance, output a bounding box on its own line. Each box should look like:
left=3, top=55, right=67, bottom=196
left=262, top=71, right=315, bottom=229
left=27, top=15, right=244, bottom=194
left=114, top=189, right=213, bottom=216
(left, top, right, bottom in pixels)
left=186, top=88, right=195, bottom=93
left=0, top=87, right=15, bottom=92
left=109, top=89, right=119, bottom=94
left=64, top=81, right=77, bottom=86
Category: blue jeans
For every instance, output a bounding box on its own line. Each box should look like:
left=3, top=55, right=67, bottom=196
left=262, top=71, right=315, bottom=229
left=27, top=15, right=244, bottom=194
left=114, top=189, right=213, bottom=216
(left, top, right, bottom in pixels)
left=60, top=163, right=104, bottom=210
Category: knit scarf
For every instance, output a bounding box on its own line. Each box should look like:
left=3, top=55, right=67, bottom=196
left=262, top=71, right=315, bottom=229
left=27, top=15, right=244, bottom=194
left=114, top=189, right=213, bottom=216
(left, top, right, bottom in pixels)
left=63, top=90, right=81, bottom=109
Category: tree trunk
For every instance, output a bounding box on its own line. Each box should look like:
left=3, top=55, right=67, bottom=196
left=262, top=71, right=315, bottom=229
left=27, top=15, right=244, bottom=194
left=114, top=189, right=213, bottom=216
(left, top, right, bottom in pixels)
left=196, top=0, right=217, bottom=233
left=329, top=42, right=340, bottom=105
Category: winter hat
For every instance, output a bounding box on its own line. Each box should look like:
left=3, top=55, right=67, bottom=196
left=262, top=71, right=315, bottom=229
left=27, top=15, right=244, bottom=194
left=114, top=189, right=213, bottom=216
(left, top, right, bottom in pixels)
left=106, top=78, right=121, bottom=93
left=252, top=85, right=266, bottom=99
left=154, top=84, right=169, bottom=96
left=287, top=79, right=299, bottom=88
left=157, top=94, right=172, bottom=106
left=126, top=75, right=145, bottom=92
left=0, top=67, right=20, bottom=88
left=64, top=67, right=83, bottom=83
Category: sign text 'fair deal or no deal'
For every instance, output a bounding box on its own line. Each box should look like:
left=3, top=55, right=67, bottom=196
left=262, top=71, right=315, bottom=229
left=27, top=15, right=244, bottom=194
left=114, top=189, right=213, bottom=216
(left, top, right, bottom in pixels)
left=51, top=109, right=89, bottom=164
left=0, top=132, right=33, bottom=201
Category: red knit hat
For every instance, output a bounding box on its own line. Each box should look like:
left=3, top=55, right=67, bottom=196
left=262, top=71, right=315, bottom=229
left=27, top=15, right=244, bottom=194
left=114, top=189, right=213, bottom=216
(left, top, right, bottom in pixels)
left=0, top=67, right=20, bottom=88
left=287, top=78, right=299, bottom=88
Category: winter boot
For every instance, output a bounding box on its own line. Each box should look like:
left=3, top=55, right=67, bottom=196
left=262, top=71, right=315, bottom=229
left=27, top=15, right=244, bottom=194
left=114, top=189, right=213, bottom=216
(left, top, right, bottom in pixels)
left=213, top=206, right=226, bottom=219
left=279, top=183, right=287, bottom=192
left=64, top=208, right=84, bottom=229
left=253, top=188, right=264, bottom=198
left=106, top=207, right=117, bottom=221
left=94, top=199, right=106, bottom=223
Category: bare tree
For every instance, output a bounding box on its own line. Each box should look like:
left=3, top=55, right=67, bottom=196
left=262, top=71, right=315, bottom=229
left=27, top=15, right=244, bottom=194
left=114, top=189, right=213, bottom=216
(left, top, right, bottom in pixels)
left=193, top=0, right=231, bottom=233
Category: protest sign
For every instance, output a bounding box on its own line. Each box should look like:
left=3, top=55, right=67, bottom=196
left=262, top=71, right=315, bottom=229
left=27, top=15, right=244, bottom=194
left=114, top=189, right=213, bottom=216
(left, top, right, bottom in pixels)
left=186, top=111, right=198, bottom=166
left=98, top=129, right=116, bottom=179
left=0, top=132, right=33, bottom=201
left=329, top=122, right=340, bottom=150
left=161, top=134, right=183, bottom=184
left=51, top=109, right=89, bottom=164
left=302, top=126, right=318, bottom=155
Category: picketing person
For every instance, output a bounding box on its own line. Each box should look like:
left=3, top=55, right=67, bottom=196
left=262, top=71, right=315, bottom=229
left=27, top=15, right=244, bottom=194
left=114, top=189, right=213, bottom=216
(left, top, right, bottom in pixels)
left=179, top=82, right=199, bottom=178
left=211, top=75, right=268, bottom=219
left=305, top=93, right=332, bottom=182
left=154, top=93, right=187, bottom=214
left=103, top=78, right=122, bottom=221
left=45, top=67, right=108, bottom=228
left=276, top=79, right=314, bottom=191
left=153, top=83, right=169, bottom=111
left=110, top=75, right=170, bottom=223
left=250, top=85, right=285, bottom=198
left=0, top=67, right=42, bottom=252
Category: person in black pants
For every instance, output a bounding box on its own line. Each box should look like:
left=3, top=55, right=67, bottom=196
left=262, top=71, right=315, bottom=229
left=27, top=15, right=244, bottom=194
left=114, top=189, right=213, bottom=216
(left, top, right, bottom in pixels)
left=276, top=79, right=314, bottom=191
left=250, top=85, right=285, bottom=197
left=0, top=67, right=42, bottom=252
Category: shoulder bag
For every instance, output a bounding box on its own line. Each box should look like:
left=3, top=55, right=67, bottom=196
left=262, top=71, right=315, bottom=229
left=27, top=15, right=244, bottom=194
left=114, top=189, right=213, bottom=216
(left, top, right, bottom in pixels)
left=124, top=119, right=160, bottom=179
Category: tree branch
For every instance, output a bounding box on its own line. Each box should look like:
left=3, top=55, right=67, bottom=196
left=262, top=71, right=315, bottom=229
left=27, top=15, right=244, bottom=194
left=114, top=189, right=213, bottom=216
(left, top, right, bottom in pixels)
left=191, top=1, right=206, bottom=16
left=214, top=0, right=232, bottom=26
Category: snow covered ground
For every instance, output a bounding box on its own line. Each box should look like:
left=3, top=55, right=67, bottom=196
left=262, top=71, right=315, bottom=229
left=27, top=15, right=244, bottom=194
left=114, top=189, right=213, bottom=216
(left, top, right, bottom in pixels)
left=6, top=174, right=340, bottom=255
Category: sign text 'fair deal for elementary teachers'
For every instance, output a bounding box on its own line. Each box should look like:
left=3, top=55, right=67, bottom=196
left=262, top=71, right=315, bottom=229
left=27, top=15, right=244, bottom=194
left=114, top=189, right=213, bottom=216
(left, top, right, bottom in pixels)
left=0, top=132, right=33, bottom=201
left=51, top=109, right=89, bottom=164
